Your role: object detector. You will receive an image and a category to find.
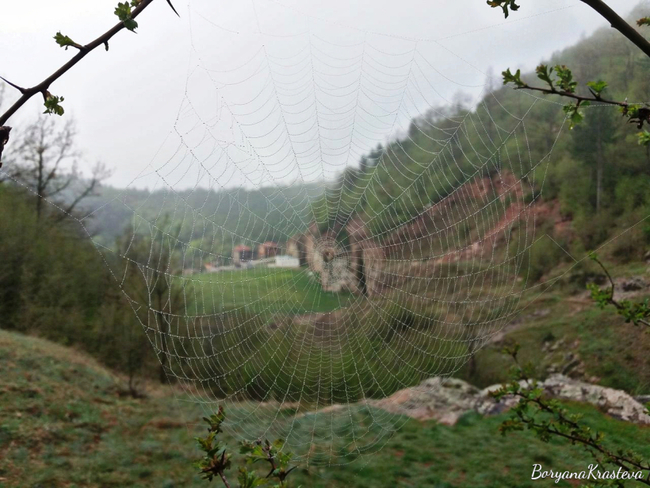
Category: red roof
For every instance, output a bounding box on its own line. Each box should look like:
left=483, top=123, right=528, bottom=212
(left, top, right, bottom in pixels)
left=234, top=245, right=251, bottom=251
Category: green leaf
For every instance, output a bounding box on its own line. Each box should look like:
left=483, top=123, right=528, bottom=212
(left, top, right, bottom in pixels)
left=562, top=102, right=586, bottom=129
left=115, top=2, right=138, bottom=32
left=43, top=94, right=65, bottom=116
left=487, top=0, right=520, bottom=18
left=535, top=65, right=554, bottom=89
left=638, top=130, right=650, bottom=146
left=238, top=467, right=268, bottom=488
left=123, top=18, right=138, bottom=31
left=554, top=65, right=577, bottom=93
left=586, top=80, right=608, bottom=96
left=115, top=2, right=131, bottom=21
left=54, top=32, right=78, bottom=50
left=502, top=68, right=525, bottom=88
left=638, top=17, right=650, bottom=27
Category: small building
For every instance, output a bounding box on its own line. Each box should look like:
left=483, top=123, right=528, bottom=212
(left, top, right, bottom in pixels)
left=272, top=255, right=300, bottom=268
left=232, top=245, right=252, bottom=266
left=257, top=241, right=279, bottom=259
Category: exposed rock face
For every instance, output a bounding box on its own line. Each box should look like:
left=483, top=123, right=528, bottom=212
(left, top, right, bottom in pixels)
left=540, top=374, right=650, bottom=424
left=347, top=218, right=385, bottom=296
left=288, top=219, right=386, bottom=295
left=287, top=170, right=547, bottom=296
left=310, top=235, right=354, bottom=292
left=616, top=276, right=648, bottom=293
left=368, top=375, right=650, bottom=426
left=372, top=377, right=480, bottom=425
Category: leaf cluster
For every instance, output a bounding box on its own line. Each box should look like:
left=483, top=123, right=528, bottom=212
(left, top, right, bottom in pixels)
left=587, top=253, right=650, bottom=327
left=43, top=93, right=65, bottom=116
left=53, top=32, right=82, bottom=51
left=39, top=1, right=145, bottom=119
left=114, top=1, right=141, bottom=32
left=194, top=407, right=232, bottom=483
left=493, top=345, right=650, bottom=486
left=501, top=62, right=650, bottom=133
left=194, top=407, right=298, bottom=488
left=486, top=0, right=520, bottom=18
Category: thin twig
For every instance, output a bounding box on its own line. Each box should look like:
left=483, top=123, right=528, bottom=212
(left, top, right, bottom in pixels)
left=218, top=471, right=231, bottom=488
left=514, top=84, right=628, bottom=108
left=591, top=255, right=650, bottom=327
left=0, top=0, right=159, bottom=126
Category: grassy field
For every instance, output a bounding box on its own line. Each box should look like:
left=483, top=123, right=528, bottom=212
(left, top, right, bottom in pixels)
left=456, top=271, right=650, bottom=395
left=3, top=328, right=650, bottom=488
left=184, top=268, right=356, bottom=319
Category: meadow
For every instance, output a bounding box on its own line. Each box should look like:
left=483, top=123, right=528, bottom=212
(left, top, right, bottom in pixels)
left=184, top=267, right=356, bottom=319
left=3, top=328, right=650, bottom=488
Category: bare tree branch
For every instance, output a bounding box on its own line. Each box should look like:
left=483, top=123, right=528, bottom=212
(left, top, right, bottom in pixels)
left=59, top=162, right=111, bottom=218
left=580, top=0, right=650, bottom=60
left=0, top=0, right=161, bottom=127
left=7, top=115, right=109, bottom=220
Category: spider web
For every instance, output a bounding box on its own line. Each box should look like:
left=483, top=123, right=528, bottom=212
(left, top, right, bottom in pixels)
left=53, top=0, right=575, bottom=468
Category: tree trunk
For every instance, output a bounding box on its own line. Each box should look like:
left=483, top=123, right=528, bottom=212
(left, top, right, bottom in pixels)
left=36, top=149, right=45, bottom=219
left=596, top=136, right=603, bottom=213
left=156, top=290, right=169, bottom=384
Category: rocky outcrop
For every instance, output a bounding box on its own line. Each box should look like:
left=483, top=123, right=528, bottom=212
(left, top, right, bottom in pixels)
left=541, top=374, right=650, bottom=424
left=368, top=375, right=650, bottom=426
left=372, top=377, right=480, bottom=425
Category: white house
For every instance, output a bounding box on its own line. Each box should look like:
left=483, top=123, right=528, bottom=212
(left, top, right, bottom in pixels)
left=272, top=255, right=300, bottom=268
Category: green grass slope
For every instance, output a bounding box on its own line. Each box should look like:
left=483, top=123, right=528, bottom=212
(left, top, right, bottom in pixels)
left=187, top=268, right=355, bottom=318
left=456, top=262, right=650, bottom=395
left=3, top=328, right=650, bottom=487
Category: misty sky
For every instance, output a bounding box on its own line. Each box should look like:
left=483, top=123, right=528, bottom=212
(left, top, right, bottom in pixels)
left=0, top=0, right=641, bottom=190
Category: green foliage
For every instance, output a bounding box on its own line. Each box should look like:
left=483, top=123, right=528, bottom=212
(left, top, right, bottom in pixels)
left=622, top=104, right=650, bottom=130
left=115, top=2, right=138, bottom=32
left=587, top=253, right=650, bottom=327
left=501, top=64, right=608, bottom=128
left=240, top=439, right=296, bottom=487
left=501, top=68, right=525, bottom=87
left=43, top=93, right=65, bottom=116
left=637, top=17, right=650, bottom=27
left=493, top=344, right=650, bottom=486
left=522, top=236, right=564, bottom=282
left=563, top=101, right=587, bottom=129
left=535, top=64, right=555, bottom=88
left=554, top=65, right=578, bottom=93
left=486, top=0, right=520, bottom=18
left=0, top=185, right=159, bottom=385
left=532, top=64, right=579, bottom=94
left=587, top=80, right=608, bottom=97
left=638, top=130, right=650, bottom=146
left=53, top=32, right=80, bottom=50
left=195, top=407, right=231, bottom=482
left=194, top=407, right=297, bottom=487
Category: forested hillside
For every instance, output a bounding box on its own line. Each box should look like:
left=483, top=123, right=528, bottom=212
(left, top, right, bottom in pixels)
left=81, top=183, right=322, bottom=261
left=313, top=1, right=650, bottom=268
left=78, top=3, right=650, bottom=274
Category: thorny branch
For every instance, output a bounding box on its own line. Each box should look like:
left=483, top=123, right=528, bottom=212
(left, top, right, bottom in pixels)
left=491, top=0, right=650, bottom=131
left=0, top=0, right=180, bottom=165
left=588, top=254, right=650, bottom=327
left=494, top=345, right=650, bottom=486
